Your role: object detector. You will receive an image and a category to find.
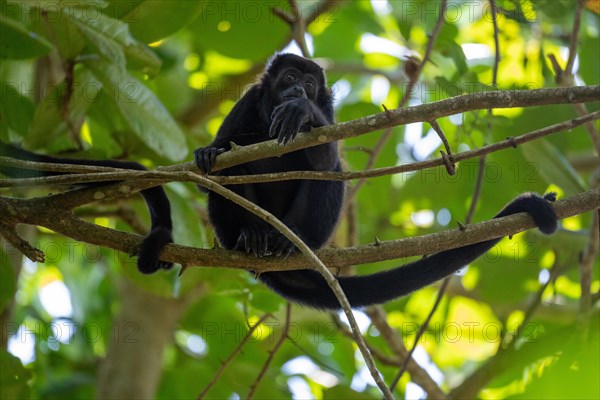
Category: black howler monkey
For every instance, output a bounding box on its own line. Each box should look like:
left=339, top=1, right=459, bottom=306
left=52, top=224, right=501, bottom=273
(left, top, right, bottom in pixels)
left=194, top=53, right=558, bottom=309
left=1, top=53, right=558, bottom=310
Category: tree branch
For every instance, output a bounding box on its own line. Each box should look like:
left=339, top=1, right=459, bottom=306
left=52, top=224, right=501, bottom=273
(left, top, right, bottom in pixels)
left=2, top=188, right=597, bottom=276
left=3, top=109, right=598, bottom=189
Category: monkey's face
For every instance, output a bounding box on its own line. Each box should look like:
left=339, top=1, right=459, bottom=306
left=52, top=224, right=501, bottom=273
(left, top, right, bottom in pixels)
left=273, top=67, right=319, bottom=105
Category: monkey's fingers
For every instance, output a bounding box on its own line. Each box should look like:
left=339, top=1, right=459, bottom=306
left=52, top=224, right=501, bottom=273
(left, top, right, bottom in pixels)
left=234, top=232, right=250, bottom=253
left=194, top=147, right=213, bottom=174
left=249, top=225, right=264, bottom=257
left=276, top=112, right=302, bottom=145
left=269, top=106, right=286, bottom=138
left=235, top=226, right=271, bottom=257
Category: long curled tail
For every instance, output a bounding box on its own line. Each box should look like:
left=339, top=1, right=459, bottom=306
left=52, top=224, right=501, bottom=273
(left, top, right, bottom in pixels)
left=0, top=142, right=173, bottom=273
left=259, top=193, right=558, bottom=309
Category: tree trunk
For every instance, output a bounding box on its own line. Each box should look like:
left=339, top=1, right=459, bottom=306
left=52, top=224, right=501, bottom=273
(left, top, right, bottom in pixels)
left=96, top=279, right=185, bottom=399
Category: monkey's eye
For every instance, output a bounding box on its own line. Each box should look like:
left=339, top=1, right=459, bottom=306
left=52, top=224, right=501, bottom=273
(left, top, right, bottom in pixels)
left=285, top=73, right=295, bottom=81
left=305, top=81, right=315, bottom=90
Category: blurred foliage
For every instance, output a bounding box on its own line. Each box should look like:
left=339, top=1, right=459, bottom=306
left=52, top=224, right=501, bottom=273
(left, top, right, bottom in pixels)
left=0, top=0, right=598, bottom=399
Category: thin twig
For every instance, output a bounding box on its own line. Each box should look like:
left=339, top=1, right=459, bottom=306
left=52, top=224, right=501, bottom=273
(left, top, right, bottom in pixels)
left=162, top=174, right=392, bottom=398
left=2, top=87, right=598, bottom=191
left=391, top=152, right=489, bottom=392
left=198, top=313, right=272, bottom=399
left=504, top=262, right=560, bottom=349
left=0, top=221, right=45, bottom=262
left=247, top=303, right=292, bottom=399
left=390, top=278, right=451, bottom=392
left=429, top=119, right=453, bottom=158
left=548, top=0, right=600, bottom=154
left=178, top=0, right=340, bottom=129
left=489, top=0, right=501, bottom=89
left=4, top=110, right=599, bottom=189
left=449, top=262, right=561, bottom=400
left=580, top=211, right=599, bottom=318
left=345, top=0, right=448, bottom=203
left=565, top=0, right=585, bottom=77
left=366, top=306, right=447, bottom=399
left=272, top=0, right=310, bottom=57
left=331, top=313, right=403, bottom=367
left=400, top=0, right=448, bottom=105
left=394, top=9, right=503, bottom=387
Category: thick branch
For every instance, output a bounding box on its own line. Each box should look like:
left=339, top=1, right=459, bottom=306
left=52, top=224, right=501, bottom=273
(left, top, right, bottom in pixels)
left=2, top=188, right=598, bottom=271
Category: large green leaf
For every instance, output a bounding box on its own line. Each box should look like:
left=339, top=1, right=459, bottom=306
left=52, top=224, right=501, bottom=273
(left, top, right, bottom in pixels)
left=70, top=6, right=161, bottom=74
left=72, top=12, right=127, bottom=71
left=0, top=13, right=52, bottom=59
left=84, top=60, right=187, bottom=161
left=106, top=0, right=204, bottom=43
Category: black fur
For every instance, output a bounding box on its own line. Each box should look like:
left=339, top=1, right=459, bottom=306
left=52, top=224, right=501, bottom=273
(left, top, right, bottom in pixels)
left=195, top=53, right=559, bottom=310
left=0, top=142, right=173, bottom=273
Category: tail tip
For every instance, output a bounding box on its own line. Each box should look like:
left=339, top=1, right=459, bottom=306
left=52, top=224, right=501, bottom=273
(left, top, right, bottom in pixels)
left=536, top=193, right=559, bottom=234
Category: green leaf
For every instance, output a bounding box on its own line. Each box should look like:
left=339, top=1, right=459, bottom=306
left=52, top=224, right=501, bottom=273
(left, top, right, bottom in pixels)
left=121, top=41, right=161, bottom=76
left=0, top=350, right=32, bottom=400
left=27, top=68, right=98, bottom=149
left=249, top=289, right=283, bottom=313
left=0, top=13, right=52, bottom=59
left=112, top=0, right=204, bottom=43
left=313, top=4, right=381, bottom=61
left=191, top=1, right=288, bottom=61
left=0, top=82, right=35, bottom=137
left=72, top=12, right=127, bottom=71
left=84, top=61, right=187, bottom=161
left=512, top=324, right=599, bottom=399
left=437, top=40, right=468, bottom=75
left=521, top=139, right=586, bottom=195
left=70, top=7, right=160, bottom=75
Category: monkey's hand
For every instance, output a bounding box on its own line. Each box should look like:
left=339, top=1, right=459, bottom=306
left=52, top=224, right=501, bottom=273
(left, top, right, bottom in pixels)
left=234, top=225, right=272, bottom=257
left=194, top=146, right=226, bottom=174
left=269, top=98, right=311, bottom=146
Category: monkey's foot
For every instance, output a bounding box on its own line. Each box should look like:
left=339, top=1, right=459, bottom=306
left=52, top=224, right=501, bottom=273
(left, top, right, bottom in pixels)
left=234, top=225, right=271, bottom=257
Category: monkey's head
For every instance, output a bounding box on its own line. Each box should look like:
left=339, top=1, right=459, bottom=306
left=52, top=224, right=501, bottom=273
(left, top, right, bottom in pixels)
left=260, top=53, right=331, bottom=111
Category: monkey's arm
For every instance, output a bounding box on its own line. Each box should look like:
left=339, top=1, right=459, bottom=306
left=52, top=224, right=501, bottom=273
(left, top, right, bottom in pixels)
left=0, top=141, right=173, bottom=273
